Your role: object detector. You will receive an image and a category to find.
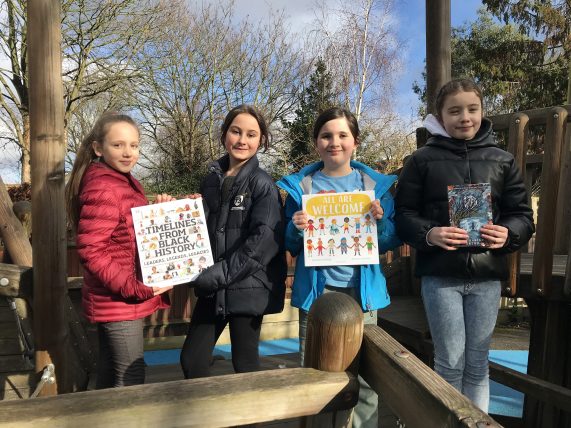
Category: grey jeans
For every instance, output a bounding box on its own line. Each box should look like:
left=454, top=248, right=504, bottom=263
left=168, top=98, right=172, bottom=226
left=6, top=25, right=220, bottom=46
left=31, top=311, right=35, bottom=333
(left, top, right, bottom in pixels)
left=299, top=286, right=378, bottom=428
left=96, top=318, right=146, bottom=389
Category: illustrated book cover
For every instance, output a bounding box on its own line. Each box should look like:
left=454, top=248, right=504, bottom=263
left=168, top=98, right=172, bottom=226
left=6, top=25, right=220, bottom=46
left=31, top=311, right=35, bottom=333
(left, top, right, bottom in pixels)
left=132, top=198, right=214, bottom=287
left=447, top=183, right=493, bottom=247
left=301, top=191, right=379, bottom=267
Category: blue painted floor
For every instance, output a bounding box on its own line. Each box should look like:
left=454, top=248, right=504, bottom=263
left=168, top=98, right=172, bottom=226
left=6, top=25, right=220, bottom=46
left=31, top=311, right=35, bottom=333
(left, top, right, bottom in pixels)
left=145, top=340, right=527, bottom=418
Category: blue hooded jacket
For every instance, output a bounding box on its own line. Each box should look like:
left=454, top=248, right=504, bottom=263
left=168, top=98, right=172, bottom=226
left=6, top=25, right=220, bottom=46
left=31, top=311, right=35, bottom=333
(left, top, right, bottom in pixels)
left=277, top=161, right=401, bottom=312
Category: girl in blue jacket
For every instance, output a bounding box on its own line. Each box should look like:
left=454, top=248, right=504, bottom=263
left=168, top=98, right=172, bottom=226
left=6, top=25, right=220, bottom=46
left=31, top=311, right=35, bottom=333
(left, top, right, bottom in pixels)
left=277, top=107, right=400, bottom=428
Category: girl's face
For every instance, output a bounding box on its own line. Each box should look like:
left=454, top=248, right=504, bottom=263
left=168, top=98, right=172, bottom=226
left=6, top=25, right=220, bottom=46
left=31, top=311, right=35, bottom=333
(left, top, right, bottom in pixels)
left=315, top=118, right=357, bottom=175
left=93, top=122, right=140, bottom=174
left=224, top=113, right=261, bottom=167
left=439, top=90, right=482, bottom=140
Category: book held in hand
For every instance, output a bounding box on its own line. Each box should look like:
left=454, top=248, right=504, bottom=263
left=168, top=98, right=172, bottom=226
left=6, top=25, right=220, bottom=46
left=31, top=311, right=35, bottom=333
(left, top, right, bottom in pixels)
left=448, top=183, right=493, bottom=247
left=301, top=191, right=380, bottom=266
left=132, top=198, right=214, bottom=287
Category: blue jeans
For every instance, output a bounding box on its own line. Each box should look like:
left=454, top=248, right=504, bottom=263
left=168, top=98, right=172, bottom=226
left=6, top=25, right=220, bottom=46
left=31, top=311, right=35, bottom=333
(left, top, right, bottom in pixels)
left=299, top=286, right=378, bottom=428
left=421, top=276, right=501, bottom=412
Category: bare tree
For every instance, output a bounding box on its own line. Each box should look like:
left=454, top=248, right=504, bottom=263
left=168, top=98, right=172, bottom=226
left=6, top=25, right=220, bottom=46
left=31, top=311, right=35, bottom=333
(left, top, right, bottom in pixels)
left=0, top=0, right=168, bottom=182
left=135, top=0, right=305, bottom=193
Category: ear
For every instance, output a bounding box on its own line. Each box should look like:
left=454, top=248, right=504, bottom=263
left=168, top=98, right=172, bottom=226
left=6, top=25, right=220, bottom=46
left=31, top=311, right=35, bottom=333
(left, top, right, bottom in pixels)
left=92, top=141, right=103, bottom=157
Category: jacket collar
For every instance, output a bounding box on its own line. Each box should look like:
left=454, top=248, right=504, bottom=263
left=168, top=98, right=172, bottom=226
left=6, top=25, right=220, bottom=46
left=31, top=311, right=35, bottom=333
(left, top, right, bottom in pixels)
left=208, top=153, right=259, bottom=185
left=83, top=161, right=145, bottom=195
left=276, top=160, right=396, bottom=205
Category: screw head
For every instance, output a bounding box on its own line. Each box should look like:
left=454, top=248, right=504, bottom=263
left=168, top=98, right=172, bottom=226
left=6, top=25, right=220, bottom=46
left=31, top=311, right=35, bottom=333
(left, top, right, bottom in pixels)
left=0, top=278, right=9, bottom=287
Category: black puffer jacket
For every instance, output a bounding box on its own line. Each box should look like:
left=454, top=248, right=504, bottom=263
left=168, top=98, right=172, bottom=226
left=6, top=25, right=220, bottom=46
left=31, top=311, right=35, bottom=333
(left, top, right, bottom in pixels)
left=193, top=154, right=287, bottom=317
left=395, top=118, right=535, bottom=279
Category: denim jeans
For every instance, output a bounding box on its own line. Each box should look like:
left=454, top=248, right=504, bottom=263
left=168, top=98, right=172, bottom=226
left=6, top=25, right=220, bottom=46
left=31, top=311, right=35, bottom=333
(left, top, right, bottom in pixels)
left=96, top=318, right=145, bottom=389
left=421, top=276, right=501, bottom=412
left=299, top=286, right=378, bottom=428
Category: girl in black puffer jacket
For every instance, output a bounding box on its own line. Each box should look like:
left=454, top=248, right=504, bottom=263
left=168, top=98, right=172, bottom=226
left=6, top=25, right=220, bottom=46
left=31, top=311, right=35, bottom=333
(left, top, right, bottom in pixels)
left=395, top=79, right=534, bottom=411
left=180, top=105, right=286, bottom=378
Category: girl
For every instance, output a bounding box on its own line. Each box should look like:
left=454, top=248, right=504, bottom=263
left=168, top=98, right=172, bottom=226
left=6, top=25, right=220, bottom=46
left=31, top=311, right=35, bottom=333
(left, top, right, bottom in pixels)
left=395, top=79, right=534, bottom=411
left=180, top=105, right=287, bottom=378
left=277, top=107, right=401, bottom=428
left=65, top=112, right=172, bottom=389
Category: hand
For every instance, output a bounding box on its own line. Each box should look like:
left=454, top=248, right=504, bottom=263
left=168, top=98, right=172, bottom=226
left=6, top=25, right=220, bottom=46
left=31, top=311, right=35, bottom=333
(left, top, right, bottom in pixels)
left=370, top=199, right=384, bottom=220
left=154, top=193, right=176, bottom=203
left=427, top=226, right=468, bottom=250
left=480, top=224, right=509, bottom=249
left=152, top=285, right=173, bottom=296
left=185, top=193, right=202, bottom=199
left=292, top=210, right=309, bottom=231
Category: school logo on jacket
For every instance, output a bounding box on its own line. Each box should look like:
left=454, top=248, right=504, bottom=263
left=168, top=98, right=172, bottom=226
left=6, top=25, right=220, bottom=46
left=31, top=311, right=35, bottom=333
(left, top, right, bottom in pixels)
left=231, top=194, right=246, bottom=210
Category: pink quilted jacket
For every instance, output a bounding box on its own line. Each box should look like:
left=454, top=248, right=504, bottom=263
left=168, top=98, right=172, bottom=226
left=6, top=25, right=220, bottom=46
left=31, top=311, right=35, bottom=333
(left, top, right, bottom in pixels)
left=77, top=162, right=169, bottom=322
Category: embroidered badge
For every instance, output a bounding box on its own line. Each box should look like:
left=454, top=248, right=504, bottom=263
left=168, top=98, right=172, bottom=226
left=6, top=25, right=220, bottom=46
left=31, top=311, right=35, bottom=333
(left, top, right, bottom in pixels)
left=231, top=194, right=246, bottom=210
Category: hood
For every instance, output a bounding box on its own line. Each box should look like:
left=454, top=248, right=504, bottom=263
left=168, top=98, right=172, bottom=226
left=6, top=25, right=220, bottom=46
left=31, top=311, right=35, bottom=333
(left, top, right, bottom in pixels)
left=276, top=160, right=396, bottom=204
left=425, top=117, right=496, bottom=155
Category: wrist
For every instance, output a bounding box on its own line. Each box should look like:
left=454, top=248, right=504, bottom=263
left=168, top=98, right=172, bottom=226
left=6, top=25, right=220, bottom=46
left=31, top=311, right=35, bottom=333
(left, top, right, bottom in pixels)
left=426, top=228, right=436, bottom=246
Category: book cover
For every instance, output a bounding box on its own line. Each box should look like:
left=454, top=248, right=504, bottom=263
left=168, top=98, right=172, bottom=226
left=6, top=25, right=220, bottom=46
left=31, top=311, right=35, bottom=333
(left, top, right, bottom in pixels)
left=447, top=183, right=493, bottom=247
left=131, top=198, right=214, bottom=287
left=301, top=191, right=379, bottom=267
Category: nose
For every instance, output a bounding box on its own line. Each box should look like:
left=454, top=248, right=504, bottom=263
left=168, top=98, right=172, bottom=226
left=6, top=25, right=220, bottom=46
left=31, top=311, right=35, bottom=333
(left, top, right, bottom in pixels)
left=123, top=146, right=133, bottom=157
left=459, top=110, right=470, bottom=122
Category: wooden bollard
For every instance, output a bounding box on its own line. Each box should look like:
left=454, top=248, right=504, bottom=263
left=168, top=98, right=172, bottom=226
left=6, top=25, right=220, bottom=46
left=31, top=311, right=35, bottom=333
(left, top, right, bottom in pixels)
left=303, top=292, right=363, bottom=427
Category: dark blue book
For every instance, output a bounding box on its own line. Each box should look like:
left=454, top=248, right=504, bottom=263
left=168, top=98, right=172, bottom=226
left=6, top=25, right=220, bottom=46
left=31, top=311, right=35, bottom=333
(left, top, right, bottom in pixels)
left=448, top=183, right=492, bottom=247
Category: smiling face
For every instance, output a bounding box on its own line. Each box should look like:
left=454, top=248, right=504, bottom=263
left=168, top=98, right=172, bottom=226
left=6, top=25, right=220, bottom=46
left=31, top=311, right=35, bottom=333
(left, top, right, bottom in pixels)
left=93, top=121, right=140, bottom=174
left=438, top=90, right=483, bottom=140
left=315, top=117, right=357, bottom=176
left=223, top=113, right=261, bottom=172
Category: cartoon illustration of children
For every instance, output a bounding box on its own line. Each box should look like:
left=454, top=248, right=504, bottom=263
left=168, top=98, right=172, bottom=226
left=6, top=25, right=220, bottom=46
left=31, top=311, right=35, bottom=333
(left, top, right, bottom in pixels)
left=318, top=218, right=326, bottom=235
left=350, top=236, right=362, bottom=256
left=305, top=219, right=316, bottom=237
left=365, top=236, right=377, bottom=255
left=342, top=217, right=352, bottom=234
left=327, top=239, right=336, bottom=256
left=316, top=238, right=324, bottom=256
left=354, top=217, right=362, bottom=234
left=306, top=239, right=314, bottom=257
left=329, top=218, right=340, bottom=235
left=338, top=237, right=349, bottom=255
left=364, top=214, right=373, bottom=233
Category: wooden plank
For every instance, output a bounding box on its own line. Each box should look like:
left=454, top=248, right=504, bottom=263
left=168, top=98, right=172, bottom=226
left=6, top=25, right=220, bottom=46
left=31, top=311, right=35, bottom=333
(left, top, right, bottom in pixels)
left=360, top=325, right=499, bottom=427
left=490, top=362, right=571, bottom=413
left=490, top=104, right=571, bottom=130
left=0, top=264, right=32, bottom=298
left=0, top=338, right=21, bottom=356
left=0, top=368, right=358, bottom=427
left=378, top=296, right=430, bottom=339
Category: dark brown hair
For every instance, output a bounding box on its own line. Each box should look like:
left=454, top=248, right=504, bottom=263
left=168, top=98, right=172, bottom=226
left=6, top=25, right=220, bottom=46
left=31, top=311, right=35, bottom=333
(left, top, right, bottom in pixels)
left=65, top=112, right=139, bottom=231
left=220, top=104, right=270, bottom=152
left=313, top=107, right=360, bottom=144
left=434, top=78, right=484, bottom=119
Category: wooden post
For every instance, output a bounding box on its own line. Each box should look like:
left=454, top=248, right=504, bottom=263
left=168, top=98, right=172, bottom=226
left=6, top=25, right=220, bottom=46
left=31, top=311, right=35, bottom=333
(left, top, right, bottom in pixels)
left=425, top=0, right=451, bottom=115
left=303, top=292, right=363, bottom=427
left=28, top=0, right=69, bottom=395
left=505, top=113, right=529, bottom=297
left=531, top=107, right=567, bottom=297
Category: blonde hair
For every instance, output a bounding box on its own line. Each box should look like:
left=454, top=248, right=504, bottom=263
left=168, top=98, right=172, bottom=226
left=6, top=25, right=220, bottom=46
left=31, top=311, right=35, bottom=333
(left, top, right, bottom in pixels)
left=65, top=112, right=139, bottom=231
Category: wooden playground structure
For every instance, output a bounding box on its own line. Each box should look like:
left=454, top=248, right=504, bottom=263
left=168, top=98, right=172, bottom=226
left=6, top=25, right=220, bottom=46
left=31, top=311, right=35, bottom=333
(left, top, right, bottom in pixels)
left=0, top=1, right=570, bottom=427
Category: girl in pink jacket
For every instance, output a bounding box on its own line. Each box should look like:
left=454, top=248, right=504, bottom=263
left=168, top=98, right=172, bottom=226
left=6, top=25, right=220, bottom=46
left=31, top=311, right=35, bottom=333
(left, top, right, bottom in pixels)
left=65, top=113, right=171, bottom=388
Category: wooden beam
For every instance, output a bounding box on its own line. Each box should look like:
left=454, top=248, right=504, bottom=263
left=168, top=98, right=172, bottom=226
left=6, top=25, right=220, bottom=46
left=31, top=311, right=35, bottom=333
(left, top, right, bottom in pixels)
left=360, top=325, right=499, bottom=427
left=0, top=368, right=358, bottom=427
left=0, top=263, right=32, bottom=298
left=28, top=0, right=69, bottom=395
left=489, top=362, right=571, bottom=413
left=490, top=105, right=571, bottom=130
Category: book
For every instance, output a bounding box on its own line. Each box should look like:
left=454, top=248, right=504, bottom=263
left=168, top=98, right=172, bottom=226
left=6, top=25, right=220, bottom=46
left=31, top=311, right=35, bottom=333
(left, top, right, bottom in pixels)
left=447, top=183, right=493, bottom=247
left=301, top=191, right=380, bottom=267
left=131, top=198, right=214, bottom=287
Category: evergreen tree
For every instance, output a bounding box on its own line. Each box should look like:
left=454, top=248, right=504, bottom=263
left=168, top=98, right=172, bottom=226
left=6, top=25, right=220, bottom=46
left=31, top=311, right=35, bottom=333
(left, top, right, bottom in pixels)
left=283, top=59, right=336, bottom=171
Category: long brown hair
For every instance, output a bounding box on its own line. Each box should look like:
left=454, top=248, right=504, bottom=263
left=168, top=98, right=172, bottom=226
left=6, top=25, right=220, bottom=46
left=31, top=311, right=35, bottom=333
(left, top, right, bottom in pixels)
left=65, top=112, right=139, bottom=231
